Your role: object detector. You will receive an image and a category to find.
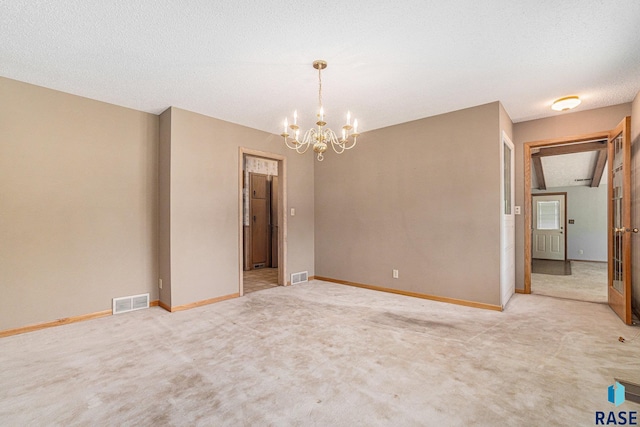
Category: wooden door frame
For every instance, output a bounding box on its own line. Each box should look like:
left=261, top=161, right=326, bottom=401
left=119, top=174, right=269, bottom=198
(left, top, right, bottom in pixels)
left=238, top=148, right=287, bottom=296
left=523, top=131, right=610, bottom=293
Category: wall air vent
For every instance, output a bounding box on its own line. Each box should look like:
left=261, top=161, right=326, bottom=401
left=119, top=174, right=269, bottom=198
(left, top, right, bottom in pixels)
left=112, top=293, right=149, bottom=315
left=291, top=271, right=309, bottom=285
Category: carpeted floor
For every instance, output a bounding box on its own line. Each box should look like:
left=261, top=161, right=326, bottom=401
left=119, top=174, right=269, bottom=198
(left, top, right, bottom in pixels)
left=532, top=261, right=607, bottom=303
left=0, top=280, right=638, bottom=426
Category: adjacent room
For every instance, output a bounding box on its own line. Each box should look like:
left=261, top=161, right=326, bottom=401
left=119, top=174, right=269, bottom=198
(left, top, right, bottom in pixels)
left=529, top=140, right=609, bottom=303
left=242, top=155, right=282, bottom=295
left=1, top=1, right=640, bottom=425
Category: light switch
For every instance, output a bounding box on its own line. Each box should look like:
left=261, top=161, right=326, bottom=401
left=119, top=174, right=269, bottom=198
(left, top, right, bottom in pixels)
left=514, top=206, right=521, bottom=215
left=290, top=208, right=295, bottom=216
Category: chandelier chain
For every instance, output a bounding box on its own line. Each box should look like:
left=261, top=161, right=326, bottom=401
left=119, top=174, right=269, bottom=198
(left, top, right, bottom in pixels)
left=318, top=65, right=323, bottom=112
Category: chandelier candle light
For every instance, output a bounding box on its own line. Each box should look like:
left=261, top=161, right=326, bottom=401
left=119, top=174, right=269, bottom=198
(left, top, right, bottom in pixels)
left=281, top=60, right=360, bottom=161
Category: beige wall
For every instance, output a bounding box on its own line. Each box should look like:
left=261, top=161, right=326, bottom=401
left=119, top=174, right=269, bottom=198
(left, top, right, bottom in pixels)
left=512, top=103, right=632, bottom=290
left=0, top=78, right=315, bottom=330
left=158, top=109, right=172, bottom=307
left=161, top=107, right=315, bottom=307
left=499, top=102, right=514, bottom=142
left=0, top=77, right=159, bottom=330
left=3, top=72, right=635, bottom=329
left=631, top=91, right=640, bottom=315
left=314, top=102, right=503, bottom=306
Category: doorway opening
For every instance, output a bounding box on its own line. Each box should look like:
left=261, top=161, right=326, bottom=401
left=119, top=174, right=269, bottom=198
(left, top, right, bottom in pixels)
left=238, top=148, right=287, bottom=296
left=525, top=133, right=610, bottom=304
left=525, top=118, right=634, bottom=325
left=529, top=190, right=608, bottom=303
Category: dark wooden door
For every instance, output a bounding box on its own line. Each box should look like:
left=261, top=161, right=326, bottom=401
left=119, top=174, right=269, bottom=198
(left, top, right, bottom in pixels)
left=250, top=173, right=269, bottom=267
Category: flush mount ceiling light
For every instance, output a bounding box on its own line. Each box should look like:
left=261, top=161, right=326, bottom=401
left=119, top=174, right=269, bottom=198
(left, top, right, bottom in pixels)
left=551, top=96, right=581, bottom=111
left=281, top=60, right=360, bottom=161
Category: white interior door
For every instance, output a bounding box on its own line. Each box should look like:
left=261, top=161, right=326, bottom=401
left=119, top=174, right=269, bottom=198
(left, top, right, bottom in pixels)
left=500, top=133, right=515, bottom=308
left=532, top=194, right=566, bottom=260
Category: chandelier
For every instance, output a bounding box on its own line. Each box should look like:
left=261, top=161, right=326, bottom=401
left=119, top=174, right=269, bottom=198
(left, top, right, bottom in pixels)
left=281, top=60, right=360, bottom=161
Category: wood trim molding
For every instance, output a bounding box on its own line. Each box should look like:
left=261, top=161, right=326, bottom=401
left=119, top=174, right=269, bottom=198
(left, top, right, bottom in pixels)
left=524, top=143, right=532, bottom=294
left=591, top=149, right=608, bottom=188
left=314, top=276, right=502, bottom=312
left=525, top=131, right=612, bottom=148
left=515, top=289, right=526, bottom=294
left=0, top=309, right=112, bottom=338
left=158, top=301, right=171, bottom=312
left=1, top=299, right=162, bottom=338
left=238, top=149, right=244, bottom=296
left=167, top=293, right=239, bottom=313
left=286, top=276, right=316, bottom=286
left=531, top=156, right=546, bottom=190
left=531, top=140, right=607, bottom=157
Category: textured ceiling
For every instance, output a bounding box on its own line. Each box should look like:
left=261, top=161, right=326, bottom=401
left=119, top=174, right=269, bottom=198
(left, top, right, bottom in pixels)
left=1, top=1, right=640, bottom=133
left=532, top=151, right=608, bottom=189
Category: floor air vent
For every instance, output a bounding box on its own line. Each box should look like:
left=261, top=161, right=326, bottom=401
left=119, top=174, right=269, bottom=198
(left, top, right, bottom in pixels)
left=112, top=293, right=149, bottom=315
left=291, top=271, right=308, bottom=285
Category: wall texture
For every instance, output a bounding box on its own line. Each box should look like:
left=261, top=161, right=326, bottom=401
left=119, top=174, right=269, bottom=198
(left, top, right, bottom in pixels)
left=499, top=102, right=514, bottom=142
left=532, top=185, right=607, bottom=262
left=314, top=102, right=503, bottom=306
left=0, top=77, right=159, bottom=330
left=158, top=109, right=172, bottom=307
left=512, top=103, right=632, bottom=290
left=161, top=107, right=315, bottom=308
left=2, top=73, right=635, bottom=329
left=631, top=90, right=640, bottom=315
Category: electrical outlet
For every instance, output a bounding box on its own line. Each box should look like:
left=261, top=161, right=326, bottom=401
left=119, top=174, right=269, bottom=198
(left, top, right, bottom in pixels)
left=158, top=278, right=163, bottom=289
left=579, top=250, right=584, bottom=255
left=392, top=269, right=399, bottom=279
